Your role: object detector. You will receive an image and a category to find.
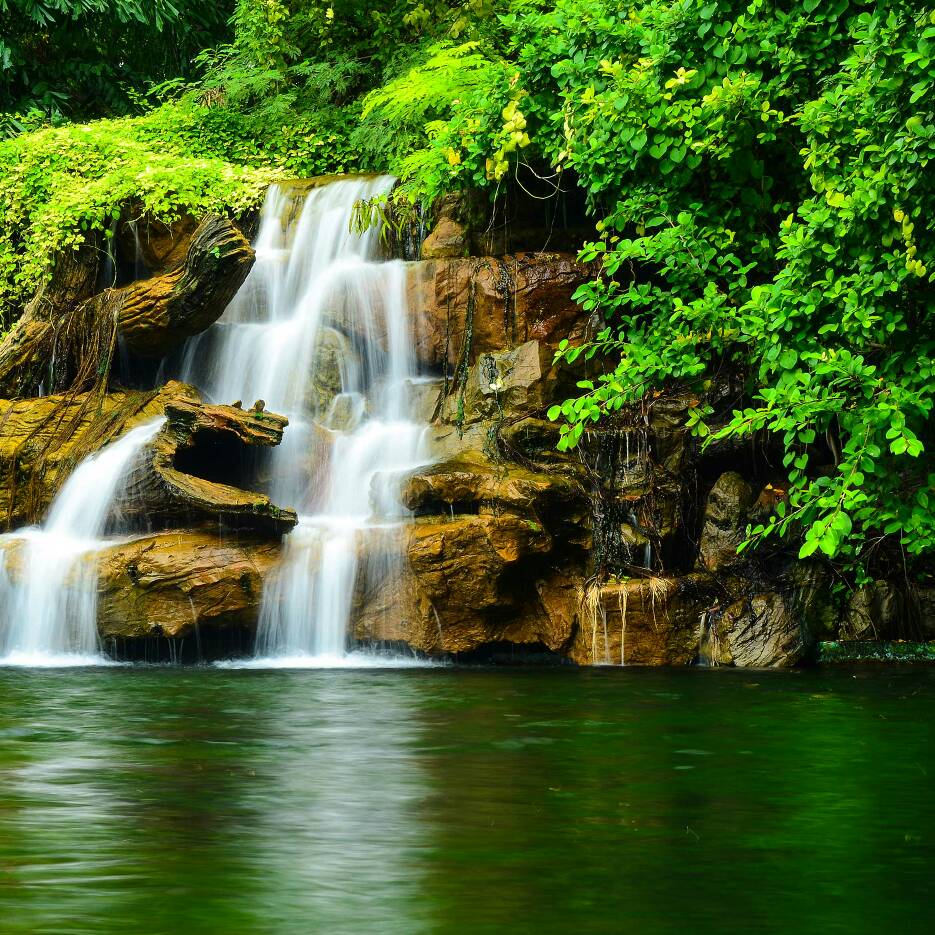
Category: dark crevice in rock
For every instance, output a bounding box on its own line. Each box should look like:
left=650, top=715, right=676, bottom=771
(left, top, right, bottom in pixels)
left=453, top=640, right=574, bottom=666
left=173, top=426, right=267, bottom=493
left=104, top=626, right=256, bottom=664
left=412, top=499, right=482, bottom=518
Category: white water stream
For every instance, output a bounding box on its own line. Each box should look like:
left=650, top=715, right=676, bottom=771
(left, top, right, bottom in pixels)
left=0, top=176, right=426, bottom=667
left=177, top=177, right=431, bottom=664
left=0, top=418, right=164, bottom=666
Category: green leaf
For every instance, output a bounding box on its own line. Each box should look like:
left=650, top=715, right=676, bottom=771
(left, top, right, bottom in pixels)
left=779, top=349, right=798, bottom=370
left=799, top=539, right=821, bottom=558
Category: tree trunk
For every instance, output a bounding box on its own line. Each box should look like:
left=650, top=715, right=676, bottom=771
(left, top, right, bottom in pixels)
left=116, top=213, right=254, bottom=357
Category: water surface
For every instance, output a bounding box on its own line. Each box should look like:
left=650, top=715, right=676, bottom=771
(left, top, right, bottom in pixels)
left=0, top=665, right=932, bottom=934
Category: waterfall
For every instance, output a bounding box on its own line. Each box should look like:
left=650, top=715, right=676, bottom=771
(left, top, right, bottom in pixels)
left=696, top=611, right=722, bottom=667
left=176, top=177, right=430, bottom=664
left=0, top=418, right=165, bottom=666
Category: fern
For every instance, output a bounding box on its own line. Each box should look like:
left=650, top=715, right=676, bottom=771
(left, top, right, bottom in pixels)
left=354, top=41, right=506, bottom=165
left=361, top=42, right=496, bottom=126
left=292, top=56, right=367, bottom=108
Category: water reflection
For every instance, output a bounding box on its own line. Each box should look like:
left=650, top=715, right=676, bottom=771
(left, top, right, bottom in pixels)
left=0, top=669, right=432, bottom=935
left=246, top=673, right=432, bottom=932
left=1, top=667, right=933, bottom=935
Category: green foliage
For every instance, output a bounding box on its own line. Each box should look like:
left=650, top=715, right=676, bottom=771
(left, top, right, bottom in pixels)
left=0, top=108, right=271, bottom=325
left=542, top=0, right=935, bottom=572
left=0, top=0, right=233, bottom=123
left=356, top=41, right=521, bottom=194
left=360, top=42, right=495, bottom=150
left=3, top=0, right=934, bottom=574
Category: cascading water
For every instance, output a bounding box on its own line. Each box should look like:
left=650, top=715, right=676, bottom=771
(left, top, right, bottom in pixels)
left=0, top=418, right=165, bottom=666
left=175, top=177, right=431, bottom=664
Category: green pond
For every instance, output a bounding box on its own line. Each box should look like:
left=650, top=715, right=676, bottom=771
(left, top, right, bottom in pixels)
left=0, top=664, right=932, bottom=934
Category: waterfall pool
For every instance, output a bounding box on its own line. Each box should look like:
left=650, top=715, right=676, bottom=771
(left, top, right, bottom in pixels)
left=0, top=664, right=932, bottom=934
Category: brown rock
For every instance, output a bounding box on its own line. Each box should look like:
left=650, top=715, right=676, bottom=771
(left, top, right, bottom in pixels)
left=97, top=531, right=280, bottom=639
left=711, top=592, right=807, bottom=667
left=497, top=417, right=565, bottom=462
left=840, top=581, right=905, bottom=640
left=499, top=568, right=582, bottom=653
left=116, top=214, right=255, bottom=357
left=0, top=385, right=185, bottom=528
left=912, top=586, right=935, bottom=640
left=306, top=327, right=359, bottom=417
left=0, top=382, right=295, bottom=533
left=421, top=217, right=468, bottom=259
left=406, top=253, right=593, bottom=372
left=354, top=513, right=554, bottom=654
left=120, top=395, right=297, bottom=535
left=0, top=239, right=102, bottom=397
left=442, top=339, right=555, bottom=425
left=402, top=450, right=588, bottom=522
left=406, top=378, right=444, bottom=425
left=647, top=392, right=696, bottom=476
left=569, top=575, right=718, bottom=665
left=697, top=471, right=756, bottom=571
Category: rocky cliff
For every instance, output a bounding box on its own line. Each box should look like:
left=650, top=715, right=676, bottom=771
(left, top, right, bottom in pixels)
left=1, top=179, right=929, bottom=665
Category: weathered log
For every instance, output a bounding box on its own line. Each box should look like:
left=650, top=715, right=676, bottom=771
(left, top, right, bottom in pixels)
left=0, top=382, right=296, bottom=535
left=116, top=210, right=200, bottom=273
left=118, top=396, right=297, bottom=535
left=115, top=214, right=254, bottom=356
left=0, top=214, right=253, bottom=397
left=26, top=235, right=103, bottom=321
left=0, top=238, right=102, bottom=396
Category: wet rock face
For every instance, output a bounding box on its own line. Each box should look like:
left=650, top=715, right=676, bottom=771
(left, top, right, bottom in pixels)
left=569, top=576, right=718, bottom=666
left=405, top=253, right=594, bottom=372
left=0, top=386, right=174, bottom=529
left=697, top=471, right=756, bottom=571
left=402, top=451, right=589, bottom=521
left=352, top=515, right=580, bottom=656
left=913, top=587, right=935, bottom=640
left=306, top=328, right=358, bottom=417
left=97, top=531, right=279, bottom=640
left=841, top=581, right=906, bottom=640
left=128, top=394, right=298, bottom=535
left=420, top=216, right=468, bottom=259
left=441, top=340, right=555, bottom=426
left=117, top=211, right=201, bottom=274
left=116, top=214, right=255, bottom=358
left=711, top=593, right=807, bottom=668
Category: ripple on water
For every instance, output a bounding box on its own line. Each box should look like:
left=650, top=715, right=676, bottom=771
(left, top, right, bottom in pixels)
left=215, top=651, right=445, bottom=670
